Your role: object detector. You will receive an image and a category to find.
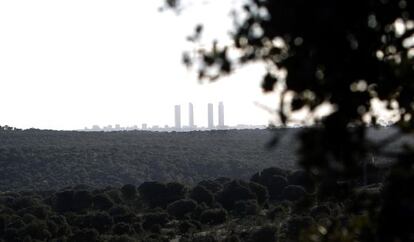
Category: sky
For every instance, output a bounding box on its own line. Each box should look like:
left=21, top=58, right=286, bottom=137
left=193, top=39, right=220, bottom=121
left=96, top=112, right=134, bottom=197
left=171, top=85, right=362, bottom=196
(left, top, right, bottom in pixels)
left=0, top=0, right=278, bottom=130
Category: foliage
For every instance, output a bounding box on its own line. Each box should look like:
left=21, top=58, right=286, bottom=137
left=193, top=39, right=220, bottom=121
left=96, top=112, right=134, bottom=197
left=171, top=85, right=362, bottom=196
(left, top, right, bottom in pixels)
left=0, top=129, right=295, bottom=191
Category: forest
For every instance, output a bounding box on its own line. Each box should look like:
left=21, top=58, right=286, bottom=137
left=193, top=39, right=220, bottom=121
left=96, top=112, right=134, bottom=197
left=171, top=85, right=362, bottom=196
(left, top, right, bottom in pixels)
left=0, top=165, right=386, bottom=242
left=0, top=127, right=398, bottom=241
left=0, top=129, right=299, bottom=191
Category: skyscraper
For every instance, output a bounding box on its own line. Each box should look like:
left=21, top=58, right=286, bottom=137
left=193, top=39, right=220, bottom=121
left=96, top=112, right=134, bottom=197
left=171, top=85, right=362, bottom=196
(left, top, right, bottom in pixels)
left=175, top=105, right=181, bottom=130
left=218, top=101, right=224, bottom=128
left=189, top=103, right=194, bottom=129
left=208, top=103, right=214, bottom=129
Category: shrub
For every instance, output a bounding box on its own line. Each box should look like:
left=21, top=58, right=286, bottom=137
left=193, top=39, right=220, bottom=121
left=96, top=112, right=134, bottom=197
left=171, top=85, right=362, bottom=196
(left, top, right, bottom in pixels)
left=190, top=185, right=215, bottom=206
left=310, top=205, right=331, bottom=219
left=165, top=182, right=187, bottom=203
left=132, top=222, right=143, bottom=234
left=92, top=194, right=114, bottom=210
left=249, top=182, right=269, bottom=205
left=317, top=180, right=352, bottom=202
left=142, top=212, right=169, bottom=230
left=249, top=226, right=278, bottom=242
left=138, top=182, right=186, bottom=208
left=199, top=208, right=227, bottom=225
left=178, top=220, right=197, bottom=233
left=121, top=184, right=137, bottom=200
left=69, top=228, right=99, bottom=242
left=48, top=215, right=70, bottom=237
left=108, top=235, right=136, bottom=242
left=268, top=205, right=289, bottom=221
left=11, top=196, right=39, bottom=211
left=167, top=199, right=197, bottom=219
left=85, top=211, right=113, bottom=233
left=233, top=200, right=259, bottom=216
left=198, top=180, right=222, bottom=194
left=55, top=190, right=74, bottom=213
left=73, top=190, right=93, bottom=212
left=285, top=216, right=314, bottom=240
left=223, top=235, right=241, bottom=242
left=138, top=182, right=167, bottom=208
left=217, top=180, right=256, bottom=210
left=0, top=215, right=5, bottom=234
left=112, top=222, right=133, bottom=235
left=251, top=167, right=289, bottom=183
left=22, top=220, right=51, bottom=241
left=4, top=228, right=19, bottom=242
left=287, top=170, right=315, bottom=192
left=281, top=185, right=307, bottom=201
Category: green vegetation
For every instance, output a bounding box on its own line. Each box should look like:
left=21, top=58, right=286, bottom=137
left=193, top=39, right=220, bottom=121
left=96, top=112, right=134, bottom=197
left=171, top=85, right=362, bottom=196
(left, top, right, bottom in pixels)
left=0, top=167, right=385, bottom=242
left=0, top=129, right=297, bottom=191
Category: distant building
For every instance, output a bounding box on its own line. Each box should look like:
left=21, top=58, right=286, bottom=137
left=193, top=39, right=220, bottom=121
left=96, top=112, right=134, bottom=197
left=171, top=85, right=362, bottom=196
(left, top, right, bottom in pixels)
left=189, top=103, right=194, bottom=129
left=208, top=103, right=214, bottom=129
left=142, top=123, right=147, bottom=130
left=175, top=105, right=181, bottom=129
left=115, top=124, right=121, bottom=130
left=218, top=102, right=224, bottom=128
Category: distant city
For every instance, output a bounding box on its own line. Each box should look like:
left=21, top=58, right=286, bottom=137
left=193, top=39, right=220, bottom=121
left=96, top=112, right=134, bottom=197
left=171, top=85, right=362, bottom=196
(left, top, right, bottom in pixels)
left=83, top=102, right=267, bottom=132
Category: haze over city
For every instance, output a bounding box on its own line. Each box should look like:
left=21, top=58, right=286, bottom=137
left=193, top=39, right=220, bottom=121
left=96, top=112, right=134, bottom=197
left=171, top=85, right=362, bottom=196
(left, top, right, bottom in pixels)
left=0, top=0, right=277, bottom=131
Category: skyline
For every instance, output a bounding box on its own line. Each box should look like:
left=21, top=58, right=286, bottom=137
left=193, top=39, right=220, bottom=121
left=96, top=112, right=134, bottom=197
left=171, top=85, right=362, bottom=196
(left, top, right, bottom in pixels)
left=84, top=102, right=269, bottom=132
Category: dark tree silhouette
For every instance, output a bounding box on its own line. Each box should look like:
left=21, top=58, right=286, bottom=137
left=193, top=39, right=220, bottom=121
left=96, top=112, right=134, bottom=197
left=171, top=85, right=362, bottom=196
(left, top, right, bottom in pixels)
left=170, top=0, right=414, bottom=177
left=167, top=1, right=414, bottom=240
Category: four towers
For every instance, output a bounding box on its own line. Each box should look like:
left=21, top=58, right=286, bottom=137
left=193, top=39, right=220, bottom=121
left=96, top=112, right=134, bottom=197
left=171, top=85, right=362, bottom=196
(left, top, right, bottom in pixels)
left=174, top=102, right=224, bottom=130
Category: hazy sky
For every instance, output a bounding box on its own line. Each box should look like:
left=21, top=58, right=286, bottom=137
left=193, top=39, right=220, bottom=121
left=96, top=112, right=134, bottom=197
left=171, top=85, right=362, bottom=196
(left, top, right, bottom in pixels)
left=0, top=0, right=277, bottom=130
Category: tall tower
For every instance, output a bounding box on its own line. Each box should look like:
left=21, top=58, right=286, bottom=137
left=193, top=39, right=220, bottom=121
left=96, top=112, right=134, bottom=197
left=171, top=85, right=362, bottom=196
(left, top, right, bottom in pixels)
left=208, top=103, right=214, bottom=129
left=189, top=103, right=194, bottom=129
left=175, top=105, right=181, bottom=130
left=218, top=102, right=224, bottom=128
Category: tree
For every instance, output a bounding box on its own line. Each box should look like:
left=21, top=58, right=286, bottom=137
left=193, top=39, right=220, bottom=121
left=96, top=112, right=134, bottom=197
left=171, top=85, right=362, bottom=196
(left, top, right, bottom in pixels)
left=168, top=0, right=414, bottom=177
left=167, top=0, right=414, bottom=240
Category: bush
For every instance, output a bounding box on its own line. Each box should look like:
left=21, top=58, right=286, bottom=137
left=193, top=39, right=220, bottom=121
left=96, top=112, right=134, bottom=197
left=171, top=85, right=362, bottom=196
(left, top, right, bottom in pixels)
left=69, top=228, right=99, bottom=242
left=285, top=216, right=314, bottom=240
left=310, top=205, right=331, bottom=219
left=233, top=200, right=259, bottom=216
left=22, top=220, right=51, bottom=241
left=121, top=184, right=137, bottom=200
left=138, top=182, right=186, bottom=208
left=281, top=185, right=307, bottom=201
left=268, top=205, right=289, bottom=221
left=112, top=222, right=133, bottom=235
left=48, top=215, right=70, bottom=237
left=198, top=180, right=222, bottom=194
left=73, top=190, right=93, bottom=212
left=167, top=199, right=197, bottom=219
left=85, top=211, right=113, bottom=233
left=178, top=220, right=197, bottom=233
left=287, top=170, right=315, bottom=192
left=251, top=167, right=290, bottom=182
left=92, top=194, right=114, bottom=210
left=55, top=191, right=74, bottom=213
left=217, top=180, right=256, bottom=210
left=108, top=235, right=136, bottom=242
left=3, top=227, right=19, bottom=242
left=199, top=208, right=227, bottom=225
left=317, top=180, right=352, bottom=202
left=249, top=226, right=278, bottom=242
left=142, top=212, right=169, bottom=230
left=249, top=182, right=269, bottom=205
left=190, top=185, right=215, bottom=206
